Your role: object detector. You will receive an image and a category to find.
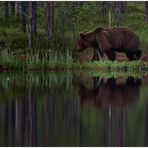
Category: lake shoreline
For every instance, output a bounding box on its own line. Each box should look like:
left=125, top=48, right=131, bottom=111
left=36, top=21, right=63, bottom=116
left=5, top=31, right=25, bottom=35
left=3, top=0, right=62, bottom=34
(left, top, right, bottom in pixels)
left=0, top=61, right=147, bottom=73
left=0, top=67, right=148, bottom=79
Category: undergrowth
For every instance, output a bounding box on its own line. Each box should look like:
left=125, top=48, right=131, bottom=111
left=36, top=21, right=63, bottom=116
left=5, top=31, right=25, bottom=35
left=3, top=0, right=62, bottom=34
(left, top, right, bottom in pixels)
left=0, top=48, right=147, bottom=72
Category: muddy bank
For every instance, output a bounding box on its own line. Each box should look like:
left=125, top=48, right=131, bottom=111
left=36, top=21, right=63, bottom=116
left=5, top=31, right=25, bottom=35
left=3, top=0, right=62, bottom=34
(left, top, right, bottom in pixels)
left=74, top=48, right=148, bottom=62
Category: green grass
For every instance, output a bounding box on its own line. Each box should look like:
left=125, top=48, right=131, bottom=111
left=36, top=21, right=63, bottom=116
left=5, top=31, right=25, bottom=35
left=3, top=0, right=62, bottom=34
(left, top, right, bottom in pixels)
left=0, top=48, right=147, bottom=72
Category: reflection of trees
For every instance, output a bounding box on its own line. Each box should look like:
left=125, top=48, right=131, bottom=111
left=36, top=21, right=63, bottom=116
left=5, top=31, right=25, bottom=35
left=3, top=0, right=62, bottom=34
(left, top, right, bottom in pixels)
left=27, top=84, right=37, bottom=146
left=43, top=92, right=54, bottom=146
left=0, top=73, right=145, bottom=146
left=75, top=76, right=142, bottom=146
left=1, top=85, right=37, bottom=146
left=104, top=107, right=126, bottom=146
left=0, top=74, right=79, bottom=146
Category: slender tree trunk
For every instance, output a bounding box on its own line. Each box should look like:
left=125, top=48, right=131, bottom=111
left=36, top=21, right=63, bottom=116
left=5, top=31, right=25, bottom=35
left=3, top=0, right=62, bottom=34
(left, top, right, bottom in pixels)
left=30, top=2, right=37, bottom=47
left=31, top=2, right=37, bottom=35
left=108, top=2, right=112, bottom=27
left=29, top=16, right=33, bottom=49
left=28, top=2, right=35, bottom=49
left=71, top=2, right=77, bottom=37
left=78, top=1, right=84, bottom=7
left=60, top=2, right=67, bottom=36
left=3, top=2, right=9, bottom=17
left=113, top=1, right=127, bottom=14
left=102, top=2, right=108, bottom=17
left=145, top=2, right=148, bottom=23
left=20, top=2, right=27, bottom=33
left=10, top=2, right=15, bottom=16
left=15, top=2, right=20, bottom=16
left=115, top=2, right=122, bottom=27
left=46, top=2, right=54, bottom=42
left=123, top=1, right=127, bottom=12
left=120, top=2, right=127, bottom=13
left=25, top=2, right=29, bottom=16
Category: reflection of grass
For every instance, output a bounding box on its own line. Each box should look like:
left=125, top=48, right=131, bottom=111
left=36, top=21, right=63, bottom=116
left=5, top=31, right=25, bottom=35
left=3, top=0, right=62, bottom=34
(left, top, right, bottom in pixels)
left=81, top=61, right=147, bottom=72
left=88, top=71, right=147, bottom=78
left=0, top=71, right=147, bottom=104
left=0, top=70, right=147, bottom=87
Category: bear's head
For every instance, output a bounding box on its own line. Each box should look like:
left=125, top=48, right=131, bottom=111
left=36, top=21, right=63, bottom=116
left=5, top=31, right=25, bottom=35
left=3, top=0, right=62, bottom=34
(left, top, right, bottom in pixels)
left=73, top=27, right=104, bottom=53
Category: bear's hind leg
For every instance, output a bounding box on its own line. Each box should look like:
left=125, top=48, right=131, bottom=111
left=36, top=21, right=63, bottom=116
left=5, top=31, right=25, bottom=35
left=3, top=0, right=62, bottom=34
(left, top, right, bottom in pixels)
left=105, top=50, right=116, bottom=61
left=135, top=50, right=142, bottom=60
left=126, top=50, right=142, bottom=61
left=126, top=51, right=135, bottom=61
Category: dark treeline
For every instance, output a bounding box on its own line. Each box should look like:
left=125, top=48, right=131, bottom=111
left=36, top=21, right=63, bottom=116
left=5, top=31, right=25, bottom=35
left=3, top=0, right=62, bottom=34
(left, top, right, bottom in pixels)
left=0, top=1, right=148, bottom=51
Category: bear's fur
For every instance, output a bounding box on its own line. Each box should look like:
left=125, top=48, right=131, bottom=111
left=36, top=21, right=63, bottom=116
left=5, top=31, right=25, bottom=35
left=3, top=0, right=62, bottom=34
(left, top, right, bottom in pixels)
left=73, top=27, right=142, bottom=61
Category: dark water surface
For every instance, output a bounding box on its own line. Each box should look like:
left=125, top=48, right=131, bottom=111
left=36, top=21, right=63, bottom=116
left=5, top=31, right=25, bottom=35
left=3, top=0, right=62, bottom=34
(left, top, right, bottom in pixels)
left=0, top=72, right=148, bottom=146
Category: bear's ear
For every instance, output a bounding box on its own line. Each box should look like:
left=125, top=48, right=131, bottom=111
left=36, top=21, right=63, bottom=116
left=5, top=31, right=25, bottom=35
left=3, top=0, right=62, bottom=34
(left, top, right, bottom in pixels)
left=95, top=27, right=104, bottom=33
left=80, top=33, right=85, bottom=39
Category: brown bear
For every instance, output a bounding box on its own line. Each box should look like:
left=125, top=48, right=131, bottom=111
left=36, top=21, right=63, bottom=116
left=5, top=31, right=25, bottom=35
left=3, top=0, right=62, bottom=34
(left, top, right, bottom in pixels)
left=74, top=76, right=141, bottom=108
left=73, top=27, right=142, bottom=61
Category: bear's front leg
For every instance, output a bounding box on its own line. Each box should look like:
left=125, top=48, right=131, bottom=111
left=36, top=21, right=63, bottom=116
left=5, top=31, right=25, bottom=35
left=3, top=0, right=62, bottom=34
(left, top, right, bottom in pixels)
left=92, top=48, right=104, bottom=61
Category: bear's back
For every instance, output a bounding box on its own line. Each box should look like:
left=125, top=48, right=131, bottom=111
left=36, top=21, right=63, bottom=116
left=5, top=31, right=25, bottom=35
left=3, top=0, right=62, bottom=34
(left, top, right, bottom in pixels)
left=106, top=26, right=139, bottom=50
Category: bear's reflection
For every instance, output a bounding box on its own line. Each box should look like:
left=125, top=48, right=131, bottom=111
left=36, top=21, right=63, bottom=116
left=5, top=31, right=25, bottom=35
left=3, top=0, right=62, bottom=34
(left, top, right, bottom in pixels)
left=74, top=76, right=142, bottom=146
left=74, top=76, right=141, bottom=108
